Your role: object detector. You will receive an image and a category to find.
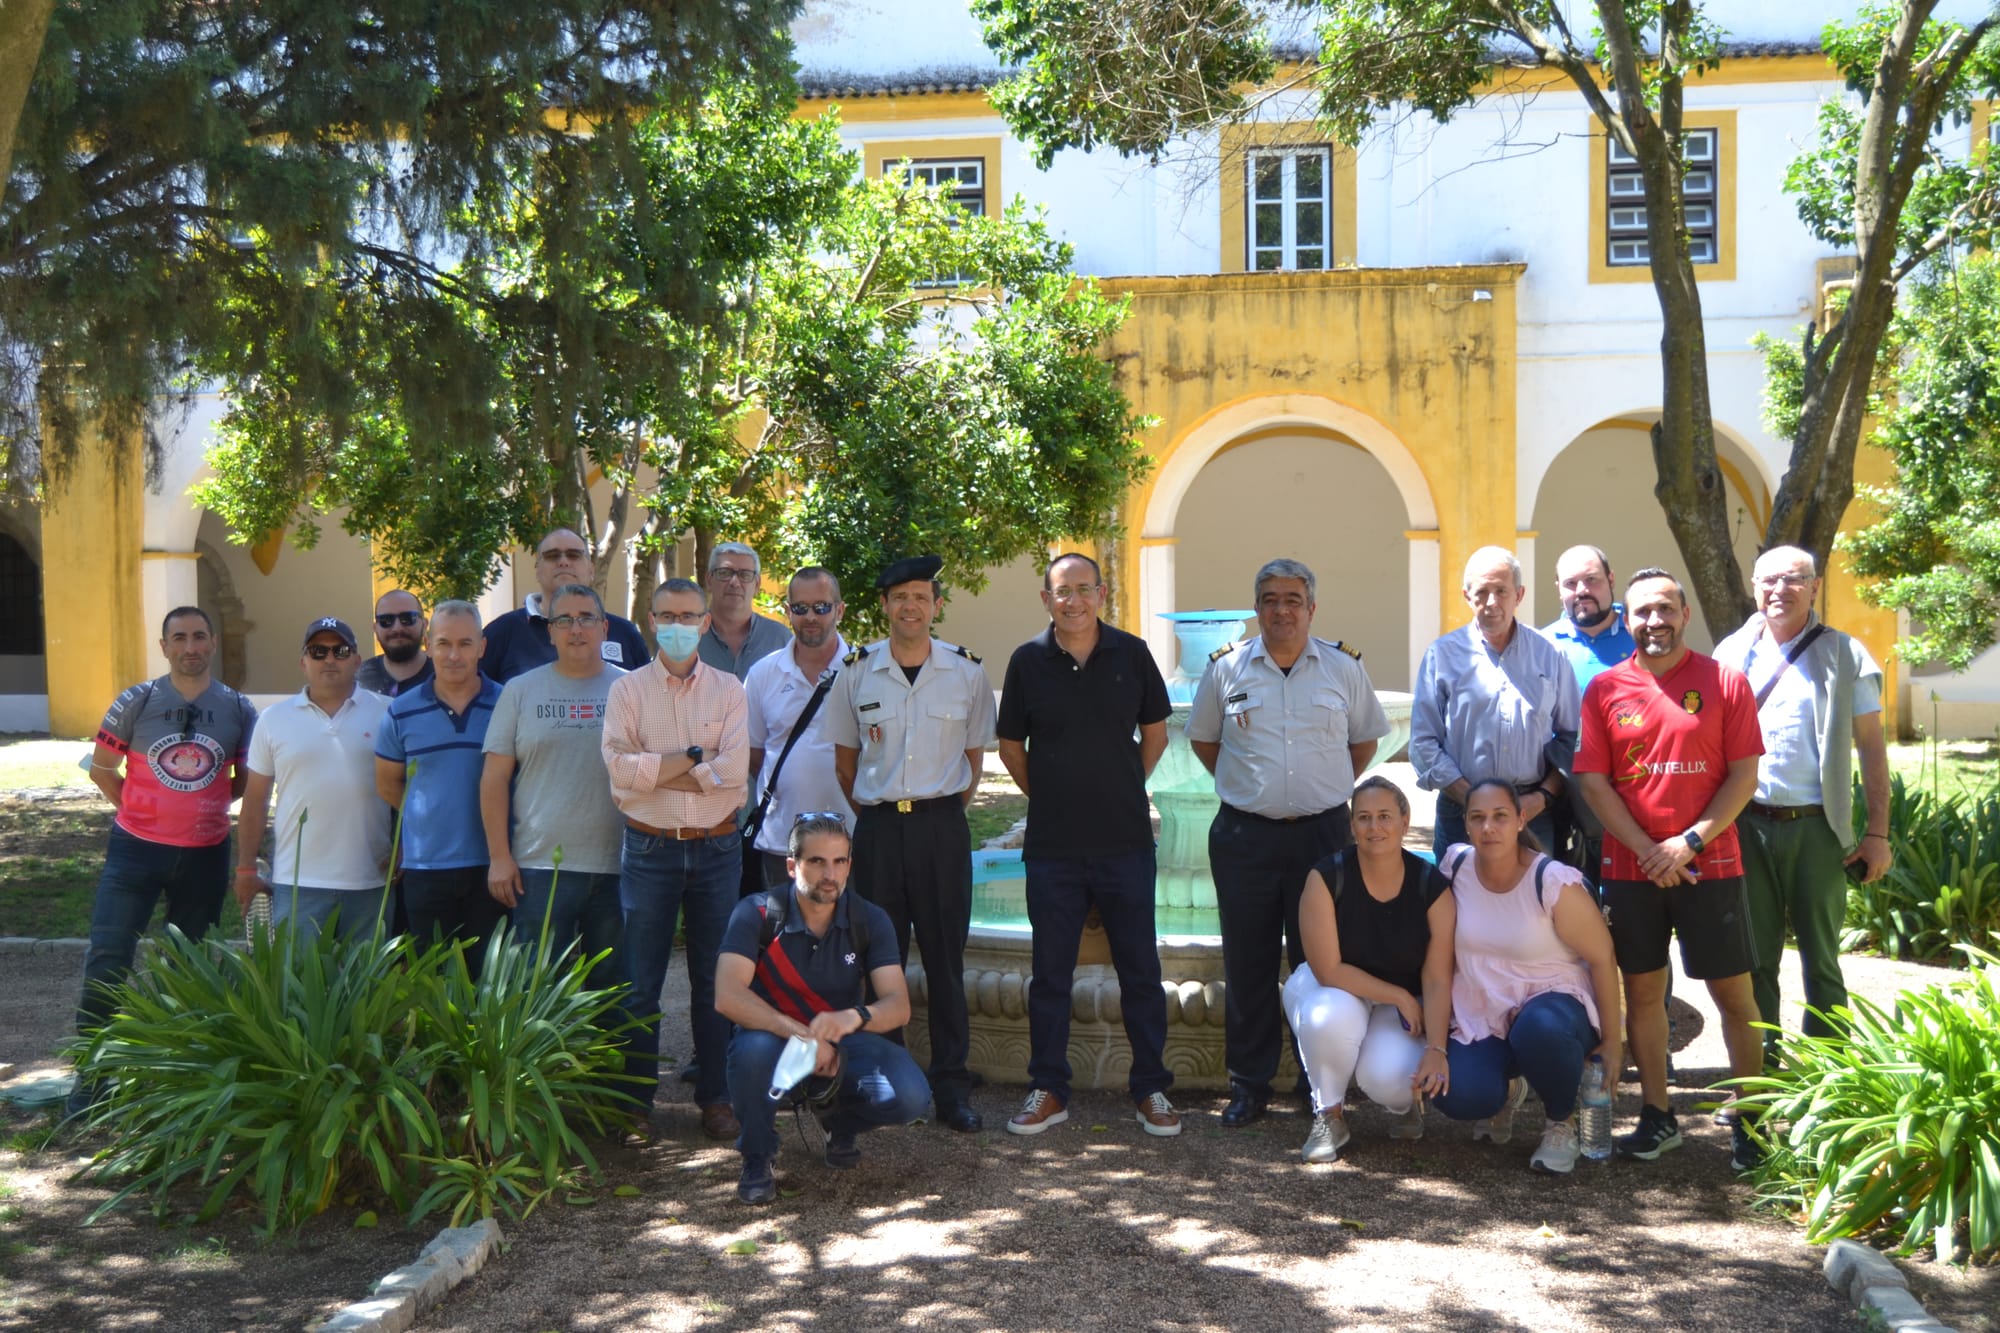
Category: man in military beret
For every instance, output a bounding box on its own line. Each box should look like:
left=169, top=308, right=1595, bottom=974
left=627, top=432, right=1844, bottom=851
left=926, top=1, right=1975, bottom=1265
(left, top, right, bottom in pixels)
left=825, top=555, right=996, bottom=1133
left=1188, top=558, right=1389, bottom=1128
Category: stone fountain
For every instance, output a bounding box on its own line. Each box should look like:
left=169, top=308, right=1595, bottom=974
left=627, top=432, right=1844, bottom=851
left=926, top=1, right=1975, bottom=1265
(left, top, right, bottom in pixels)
left=903, top=611, right=1415, bottom=1091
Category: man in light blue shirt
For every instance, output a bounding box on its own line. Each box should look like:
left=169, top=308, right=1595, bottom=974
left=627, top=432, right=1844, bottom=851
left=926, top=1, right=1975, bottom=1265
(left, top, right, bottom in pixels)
left=1411, top=546, right=1580, bottom=854
left=1541, top=545, right=1637, bottom=878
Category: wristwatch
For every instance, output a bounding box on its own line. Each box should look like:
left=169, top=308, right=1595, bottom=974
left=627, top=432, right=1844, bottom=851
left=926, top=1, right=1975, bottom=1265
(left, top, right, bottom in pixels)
left=685, top=745, right=703, bottom=762
left=853, top=1003, right=873, bottom=1030
left=1682, top=827, right=1706, bottom=854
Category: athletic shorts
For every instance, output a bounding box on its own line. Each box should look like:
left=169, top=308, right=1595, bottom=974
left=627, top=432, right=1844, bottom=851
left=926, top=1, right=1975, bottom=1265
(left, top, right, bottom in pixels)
left=1599, top=875, right=1756, bottom=980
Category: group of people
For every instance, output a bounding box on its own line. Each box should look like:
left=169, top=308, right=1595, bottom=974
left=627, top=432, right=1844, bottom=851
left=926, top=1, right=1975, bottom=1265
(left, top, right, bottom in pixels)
left=70, top=528, right=1892, bottom=1204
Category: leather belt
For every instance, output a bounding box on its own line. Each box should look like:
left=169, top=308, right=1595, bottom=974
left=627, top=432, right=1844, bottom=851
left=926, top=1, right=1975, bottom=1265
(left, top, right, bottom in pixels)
left=626, top=817, right=737, bottom=840
left=1745, top=801, right=1823, bottom=822
left=1221, top=801, right=1348, bottom=826
left=861, top=795, right=962, bottom=815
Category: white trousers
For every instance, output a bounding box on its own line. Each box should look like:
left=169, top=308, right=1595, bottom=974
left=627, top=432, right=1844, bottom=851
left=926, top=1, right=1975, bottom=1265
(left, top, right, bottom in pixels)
left=1282, top=963, right=1424, bottom=1115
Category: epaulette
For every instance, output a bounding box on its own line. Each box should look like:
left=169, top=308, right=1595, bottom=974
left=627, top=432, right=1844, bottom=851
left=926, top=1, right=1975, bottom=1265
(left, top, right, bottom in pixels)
left=1331, top=639, right=1362, bottom=660
left=843, top=645, right=871, bottom=666
left=954, top=644, right=982, bottom=665
left=1208, top=641, right=1242, bottom=663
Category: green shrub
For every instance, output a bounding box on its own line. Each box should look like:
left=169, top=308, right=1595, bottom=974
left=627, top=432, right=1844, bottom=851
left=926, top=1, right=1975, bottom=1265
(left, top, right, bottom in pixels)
left=1844, top=774, right=2000, bottom=963
left=1737, top=946, right=2000, bottom=1264
left=70, top=916, right=635, bottom=1236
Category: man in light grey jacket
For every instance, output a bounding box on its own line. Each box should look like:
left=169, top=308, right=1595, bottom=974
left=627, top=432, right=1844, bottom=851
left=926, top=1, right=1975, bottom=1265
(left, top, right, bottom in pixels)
left=1714, top=546, right=1893, bottom=1047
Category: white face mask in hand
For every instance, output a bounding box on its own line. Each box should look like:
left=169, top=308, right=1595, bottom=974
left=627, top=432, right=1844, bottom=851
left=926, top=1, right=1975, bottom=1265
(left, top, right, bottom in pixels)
left=768, top=1034, right=818, bottom=1101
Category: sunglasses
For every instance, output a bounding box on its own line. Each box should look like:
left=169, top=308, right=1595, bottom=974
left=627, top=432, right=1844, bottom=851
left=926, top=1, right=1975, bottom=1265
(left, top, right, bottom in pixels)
left=787, top=600, right=837, bottom=616
left=375, top=611, right=423, bottom=628
left=793, top=810, right=847, bottom=824
left=305, top=644, right=357, bottom=661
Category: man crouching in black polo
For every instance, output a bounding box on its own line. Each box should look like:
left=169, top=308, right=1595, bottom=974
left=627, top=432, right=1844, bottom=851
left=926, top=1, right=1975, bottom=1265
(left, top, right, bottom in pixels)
left=715, top=812, right=930, bottom=1205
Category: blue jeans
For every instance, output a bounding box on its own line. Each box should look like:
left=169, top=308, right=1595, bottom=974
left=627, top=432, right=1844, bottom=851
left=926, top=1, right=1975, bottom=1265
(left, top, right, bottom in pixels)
left=1025, top=850, right=1172, bottom=1104
left=77, top=827, right=230, bottom=1031
left=1432, top=992, right=1599, bottom=1123
left=619, top=827, right=741, bottom=1108
left=1432, top=795, right=1556, bottom=861
left=271, top=885, right=392, bottom=946
left=726, top=1029, right=931, bottom=1162
left=516, top=867, right=625, bottom=993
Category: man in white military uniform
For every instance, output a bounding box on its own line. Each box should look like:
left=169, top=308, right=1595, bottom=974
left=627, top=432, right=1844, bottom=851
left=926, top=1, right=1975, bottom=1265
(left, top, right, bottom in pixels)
left=826, top=554, right=996, bottom=1133
left=1189, top=558, right=1390, bottom=1127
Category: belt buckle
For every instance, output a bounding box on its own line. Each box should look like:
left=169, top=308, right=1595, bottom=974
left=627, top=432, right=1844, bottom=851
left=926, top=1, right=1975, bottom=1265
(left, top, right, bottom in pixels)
left=675, top=826, right=699, bottom=841
left=896, top=799, right=913, bottom=814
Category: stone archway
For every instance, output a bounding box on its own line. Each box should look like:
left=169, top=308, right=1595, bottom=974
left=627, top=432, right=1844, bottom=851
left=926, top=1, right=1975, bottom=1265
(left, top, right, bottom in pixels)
left=1133, top=392, right=1439, bottom=682
left=195, top=536, right=251, bottom=689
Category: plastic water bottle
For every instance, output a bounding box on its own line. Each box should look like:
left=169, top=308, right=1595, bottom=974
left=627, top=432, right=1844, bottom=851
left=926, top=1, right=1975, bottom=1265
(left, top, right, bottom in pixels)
left=1578, top=1055, right=1613, bottom=1162
left=768, top=1034, right=819, bottom=1101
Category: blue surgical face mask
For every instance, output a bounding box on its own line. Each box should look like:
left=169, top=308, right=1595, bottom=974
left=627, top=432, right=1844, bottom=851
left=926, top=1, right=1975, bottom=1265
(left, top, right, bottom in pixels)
left=655, top=624, right=701, bottom=660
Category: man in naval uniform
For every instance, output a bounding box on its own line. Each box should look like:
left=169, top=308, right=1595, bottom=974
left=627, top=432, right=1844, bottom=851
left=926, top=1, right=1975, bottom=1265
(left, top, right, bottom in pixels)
left=825, top=555, right=996, bottom=1133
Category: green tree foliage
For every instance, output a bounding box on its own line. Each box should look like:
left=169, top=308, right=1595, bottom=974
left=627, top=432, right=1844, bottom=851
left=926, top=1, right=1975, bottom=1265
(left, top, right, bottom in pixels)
left=1836, top=254, right=2000, bottom=668
left=194, top=83, right=1153, bottom=628
left=971, top=0, right=2000, bottom=638
left=0, top=0, right=802, bottom=477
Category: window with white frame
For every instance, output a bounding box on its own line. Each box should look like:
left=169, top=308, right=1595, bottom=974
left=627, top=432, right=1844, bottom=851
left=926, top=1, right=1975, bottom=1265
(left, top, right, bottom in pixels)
left=895, top=158, right=986, bottom=217
left=1247, top=147, right=1331, bottom=271
left=1606, top=127, right=1718, bottom=267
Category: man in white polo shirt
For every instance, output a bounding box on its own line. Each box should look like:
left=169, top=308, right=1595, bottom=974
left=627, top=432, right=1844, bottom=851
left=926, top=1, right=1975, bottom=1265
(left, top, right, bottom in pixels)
left=234, top=616, right=394, bottom=941
left=741, top=566, right=852, bottom=891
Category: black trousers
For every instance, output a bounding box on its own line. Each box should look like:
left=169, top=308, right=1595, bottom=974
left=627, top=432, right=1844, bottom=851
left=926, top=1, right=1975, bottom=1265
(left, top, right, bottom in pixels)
left=1208, top=803, right=1352, bottom=1096
left=852, top=800, right=973, bottom=1106
left=402, top=864, right=508, bottom=980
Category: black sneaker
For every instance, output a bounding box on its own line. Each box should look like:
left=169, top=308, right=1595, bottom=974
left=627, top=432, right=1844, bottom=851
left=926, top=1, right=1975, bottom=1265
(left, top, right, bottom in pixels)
left=826, top=1132, right=861, bottom=1169
left=1615, top=1106, right=1683, bottom=1161
left=1730, top=1119, right=1766, bottom=1173
left=737, top=1155, right=777, bottom=1205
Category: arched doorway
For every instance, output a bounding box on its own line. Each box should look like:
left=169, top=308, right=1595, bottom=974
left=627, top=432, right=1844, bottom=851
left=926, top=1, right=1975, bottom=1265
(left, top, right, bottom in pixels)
left=1528, top=414, right=1768, bottom=652
left=1136, top=394, right=1438, bottom=690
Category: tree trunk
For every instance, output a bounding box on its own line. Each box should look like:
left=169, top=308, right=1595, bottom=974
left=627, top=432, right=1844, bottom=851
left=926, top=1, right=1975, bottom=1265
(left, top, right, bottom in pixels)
left=0, top=0, right=55, bottom=215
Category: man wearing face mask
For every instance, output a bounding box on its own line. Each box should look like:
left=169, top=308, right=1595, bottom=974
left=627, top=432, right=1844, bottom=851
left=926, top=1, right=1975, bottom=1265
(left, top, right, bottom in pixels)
left=603, top=578, right=750, bottom=1141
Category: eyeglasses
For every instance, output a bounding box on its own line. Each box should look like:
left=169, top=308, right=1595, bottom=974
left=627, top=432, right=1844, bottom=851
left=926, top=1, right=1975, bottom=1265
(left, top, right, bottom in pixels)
left=788, top=600, right=837, bottom=616
left=537, top=546, right=588, bottom=563
left=710, top=567, right=758, bottom=584
left=305, top=644, right=356, bottom=661
left=655, top=611, right=706, bottom=626
left=1048, top=584, right=1101, bottom=601
left=1754, top=573, right=1812, bottom=590
left=374, top=611, right=423, bottom=628
left=548, top=613, right=602, bottom=629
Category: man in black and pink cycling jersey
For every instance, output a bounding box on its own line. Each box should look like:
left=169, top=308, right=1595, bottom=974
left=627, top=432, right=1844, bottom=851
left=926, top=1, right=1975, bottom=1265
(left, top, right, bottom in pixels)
left=69, top=606, right=257, bottom=1115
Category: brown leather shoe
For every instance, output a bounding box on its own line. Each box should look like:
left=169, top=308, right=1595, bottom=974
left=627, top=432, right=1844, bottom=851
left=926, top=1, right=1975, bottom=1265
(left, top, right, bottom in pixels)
left=701, top=1103, right=740, bottom=1141
left=1005, top=1089, right=1068, bottom=1136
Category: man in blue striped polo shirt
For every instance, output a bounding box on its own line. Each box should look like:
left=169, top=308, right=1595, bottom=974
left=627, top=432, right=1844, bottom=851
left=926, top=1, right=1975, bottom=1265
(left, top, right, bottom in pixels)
left=376, top=600, right=506, bottom=972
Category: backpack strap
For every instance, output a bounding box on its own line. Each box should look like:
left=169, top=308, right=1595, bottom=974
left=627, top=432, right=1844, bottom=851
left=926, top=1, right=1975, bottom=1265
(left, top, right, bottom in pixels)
left=1446, top=847, right=1471, bottom=883
left=1534, top=855, right=1551, bottom=909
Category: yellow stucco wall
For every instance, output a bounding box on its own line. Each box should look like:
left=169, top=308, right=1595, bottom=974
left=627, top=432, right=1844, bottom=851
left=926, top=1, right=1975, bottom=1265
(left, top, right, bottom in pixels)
left=43, top=415, right=146, bottom=737
left=1098, top=266, right=1523, bottom=635
left=1828, top=436, right=1902, bottom=738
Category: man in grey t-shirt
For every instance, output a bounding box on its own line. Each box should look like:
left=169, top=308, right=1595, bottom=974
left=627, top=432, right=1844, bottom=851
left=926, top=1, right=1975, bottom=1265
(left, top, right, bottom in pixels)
left=481, top=584, right=627, bottom=989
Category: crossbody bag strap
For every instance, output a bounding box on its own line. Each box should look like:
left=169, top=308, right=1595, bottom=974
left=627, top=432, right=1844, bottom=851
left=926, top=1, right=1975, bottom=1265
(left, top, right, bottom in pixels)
left=1750, top=622, right=1827, bottom=710
left=745, top=670, right=837, bottom=836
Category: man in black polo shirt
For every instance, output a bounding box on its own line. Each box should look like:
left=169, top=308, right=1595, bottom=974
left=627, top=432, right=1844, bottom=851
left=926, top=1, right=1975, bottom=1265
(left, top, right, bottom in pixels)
left=995, top=553, right=1180, bottom=1137
left=714, top=813, right=929, bottom=1205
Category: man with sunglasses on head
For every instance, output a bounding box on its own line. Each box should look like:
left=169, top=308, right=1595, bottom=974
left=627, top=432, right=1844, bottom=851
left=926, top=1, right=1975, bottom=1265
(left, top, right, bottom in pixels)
left=356, top=590, right=434, bottom=698
left=234, top=617, right=393, bottom=944
left=700, top=541, right=792, bottom=680
left=741, top=568, right=853, bottom=892
left=67, top=606, right=257, bottom=1118
left=482, top=584, right=630, bottom=993
left=480, top=527, right=651, bottom=683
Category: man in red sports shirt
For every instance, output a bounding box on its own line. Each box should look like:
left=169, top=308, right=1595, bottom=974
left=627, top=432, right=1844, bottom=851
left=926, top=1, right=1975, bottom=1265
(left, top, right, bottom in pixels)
left=1575, top=567, right=1766, bottom=1171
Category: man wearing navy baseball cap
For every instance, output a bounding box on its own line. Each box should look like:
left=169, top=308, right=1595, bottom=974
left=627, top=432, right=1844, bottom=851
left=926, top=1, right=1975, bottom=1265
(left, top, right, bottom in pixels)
left=233, top=615, right=395, bottom=942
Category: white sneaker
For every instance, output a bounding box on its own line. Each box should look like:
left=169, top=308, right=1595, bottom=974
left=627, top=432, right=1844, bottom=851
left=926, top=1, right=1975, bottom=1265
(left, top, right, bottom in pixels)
left=1301, top=1110, right=1351, bottom=1163
left=1386, top=1101, right=1425, bottom=1141
left=1531, top=1118, right=1580, bottom=1175
left=1473, top=1077, right=1529, bottom=1145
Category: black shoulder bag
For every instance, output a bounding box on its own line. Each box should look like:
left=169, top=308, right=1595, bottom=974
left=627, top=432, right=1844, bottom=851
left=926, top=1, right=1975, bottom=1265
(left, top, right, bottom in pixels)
left=738, top=671, right=838, bottom=897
